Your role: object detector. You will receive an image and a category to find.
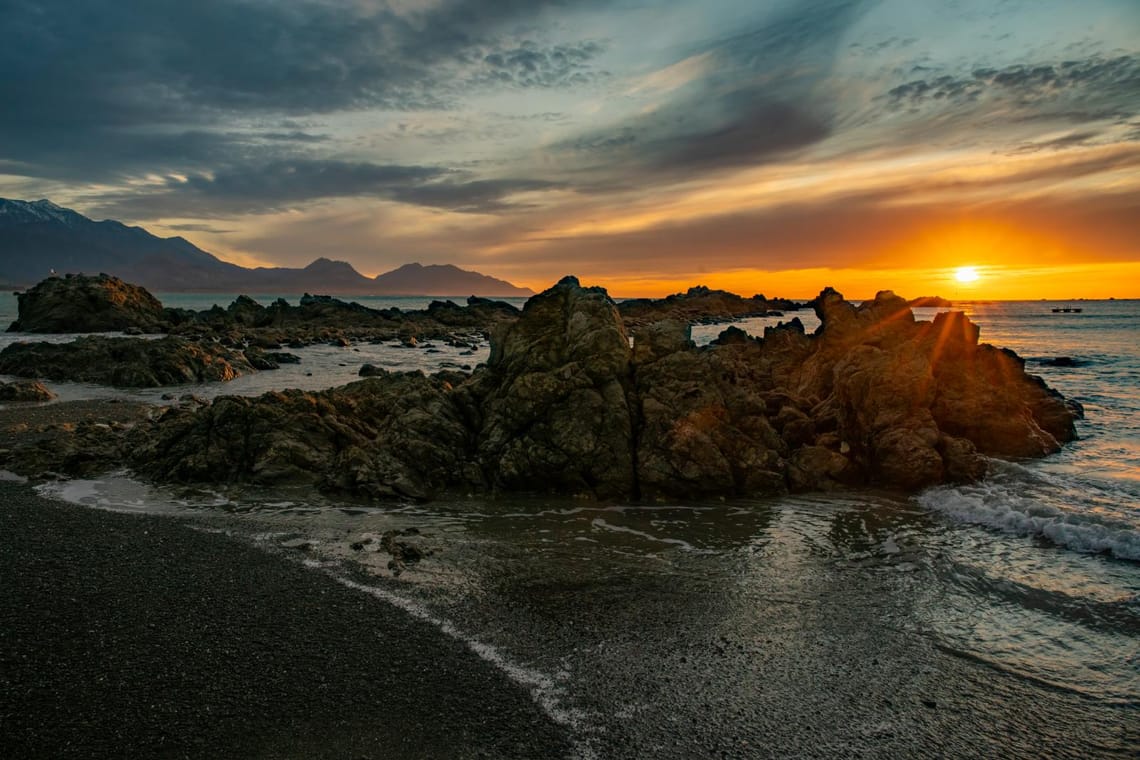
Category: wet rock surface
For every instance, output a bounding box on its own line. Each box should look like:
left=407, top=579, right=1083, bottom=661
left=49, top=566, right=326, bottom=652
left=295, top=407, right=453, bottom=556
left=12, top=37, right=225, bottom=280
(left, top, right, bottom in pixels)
left=0, top=379, right=55, bottom=402
left=5, top=277, right=1079, bottom=500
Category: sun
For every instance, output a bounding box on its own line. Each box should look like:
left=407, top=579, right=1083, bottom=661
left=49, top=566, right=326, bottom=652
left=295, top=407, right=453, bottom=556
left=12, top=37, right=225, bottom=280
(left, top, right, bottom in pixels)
left=954, top=266, right=980, bottom=284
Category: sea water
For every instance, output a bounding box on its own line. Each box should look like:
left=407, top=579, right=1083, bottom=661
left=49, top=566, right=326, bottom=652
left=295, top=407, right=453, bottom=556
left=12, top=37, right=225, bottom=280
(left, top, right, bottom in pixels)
left=4, top=293, right=1138, bottom=757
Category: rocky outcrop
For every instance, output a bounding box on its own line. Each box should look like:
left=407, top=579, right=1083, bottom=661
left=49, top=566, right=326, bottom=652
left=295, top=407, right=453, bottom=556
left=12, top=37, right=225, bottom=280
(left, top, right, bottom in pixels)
left=169, top=292, right=520, bottom=346
left=131, top=372, right=474, bottom=500
left=618, top=285, right=798, bottom=328
left=471, top=276, right=636, bottom=497
left=7, top=274, right=522, bottom=348
left=0, top=380, right=55, bottom=402
left=23, top=277, right=1078, bottom=500
left=0, top=336, right=255, bottom=387
left=8, top=273, right=166, bottom=333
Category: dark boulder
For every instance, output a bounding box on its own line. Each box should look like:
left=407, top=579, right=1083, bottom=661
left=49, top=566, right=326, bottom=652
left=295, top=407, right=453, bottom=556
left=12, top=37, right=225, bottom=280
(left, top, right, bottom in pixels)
left=0, top=336, right=255, bottom=387
left=9, top=273, right=165, bottom=333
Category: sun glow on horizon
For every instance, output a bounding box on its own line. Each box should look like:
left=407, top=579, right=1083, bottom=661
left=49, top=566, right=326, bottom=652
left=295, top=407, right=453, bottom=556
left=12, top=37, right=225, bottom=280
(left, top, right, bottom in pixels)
left=954, top=266, right=980, bottom=284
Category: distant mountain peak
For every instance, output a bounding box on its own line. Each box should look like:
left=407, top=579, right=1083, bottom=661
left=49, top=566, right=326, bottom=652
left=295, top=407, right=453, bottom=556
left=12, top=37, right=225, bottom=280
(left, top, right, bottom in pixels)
left=373, top=261, right=533, bottom=296
left=305, top=257, right=358, bottom=271
left=0, top=197, right=85, bottom=226
left=0, top=198, right=533, bottom=296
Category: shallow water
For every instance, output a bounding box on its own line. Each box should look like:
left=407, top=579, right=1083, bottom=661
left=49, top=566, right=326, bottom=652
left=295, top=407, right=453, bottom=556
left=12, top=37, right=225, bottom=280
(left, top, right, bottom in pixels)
left=8, top=293, right=1140, bottom=757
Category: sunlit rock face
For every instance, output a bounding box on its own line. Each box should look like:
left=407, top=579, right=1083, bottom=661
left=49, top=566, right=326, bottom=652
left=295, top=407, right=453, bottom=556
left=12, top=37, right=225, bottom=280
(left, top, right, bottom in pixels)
left=15, top=277, right=1078, bottom=501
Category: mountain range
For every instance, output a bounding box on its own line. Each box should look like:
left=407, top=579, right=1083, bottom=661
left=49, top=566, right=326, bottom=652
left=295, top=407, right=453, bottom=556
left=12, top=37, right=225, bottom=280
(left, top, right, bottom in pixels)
left=0, top=198, right=533, bottom=297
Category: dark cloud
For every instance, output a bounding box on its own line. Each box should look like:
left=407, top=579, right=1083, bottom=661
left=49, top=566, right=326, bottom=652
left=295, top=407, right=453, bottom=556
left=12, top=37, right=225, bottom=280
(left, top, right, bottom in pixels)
left=474, top=40, right=608, bottom=88
left=1008, top=131, right=1101, bottom=154
left=255, top=132, right=331, bottom=144
left=82, top=159, right=563, bottom=219
left=0, top=0, right=607, bottom=181
left=391, top=178, right=564, bottom=213
left=552, top=0, right=867, bottom=179
left=884, top=54, right=1140, bottom=122
left=162, top=223, right=236, bottom=234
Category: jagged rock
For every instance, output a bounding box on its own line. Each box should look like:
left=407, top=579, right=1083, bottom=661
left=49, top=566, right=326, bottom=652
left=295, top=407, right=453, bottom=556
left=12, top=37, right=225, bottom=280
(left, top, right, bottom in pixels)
left=8, top=273, right=165, bottom=333
left=634, top=339, right=787, bottom=498
left=473, top=275, right=636, bottom=497
left=131, top=374, right=475, bottom=500
left=631, top=320, right=693, bottom=364
left=38, top=277, right=1078, bottom=502
left=0, top=380, right=55, bottom=402
left=0, top=336, right=255, bottom=387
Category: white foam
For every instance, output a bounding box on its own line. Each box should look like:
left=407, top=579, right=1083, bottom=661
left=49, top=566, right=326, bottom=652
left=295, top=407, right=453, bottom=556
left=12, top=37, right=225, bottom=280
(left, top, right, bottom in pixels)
left=918, top=483, right=1140, bottom=560
left=590, top=517, right=699, bottom=551
left=319, top=572, right=597, bottom=758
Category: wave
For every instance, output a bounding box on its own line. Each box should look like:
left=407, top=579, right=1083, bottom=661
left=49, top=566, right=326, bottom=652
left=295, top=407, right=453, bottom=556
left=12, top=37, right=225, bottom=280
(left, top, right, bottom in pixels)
left=917, top=471, right=1140, bottom=561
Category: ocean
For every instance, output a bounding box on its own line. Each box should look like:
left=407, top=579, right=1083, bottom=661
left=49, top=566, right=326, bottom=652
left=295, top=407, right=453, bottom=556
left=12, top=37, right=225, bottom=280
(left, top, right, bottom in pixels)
left=3, top=292, right=1138, bottom=757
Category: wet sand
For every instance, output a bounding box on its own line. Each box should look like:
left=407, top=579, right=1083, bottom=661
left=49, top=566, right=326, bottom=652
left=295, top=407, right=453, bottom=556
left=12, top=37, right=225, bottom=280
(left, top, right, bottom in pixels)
left=0, top=482, right=571, bottom=759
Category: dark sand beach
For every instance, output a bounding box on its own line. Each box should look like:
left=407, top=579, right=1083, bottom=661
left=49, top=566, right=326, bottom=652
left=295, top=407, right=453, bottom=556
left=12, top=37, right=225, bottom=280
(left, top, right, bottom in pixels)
left=0, top=481, right=571, bottom=759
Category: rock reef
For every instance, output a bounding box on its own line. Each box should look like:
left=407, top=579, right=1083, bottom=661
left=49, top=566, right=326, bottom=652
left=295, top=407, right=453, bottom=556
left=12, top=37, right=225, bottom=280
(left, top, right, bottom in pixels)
left=78, top=276, right=1078, bottom=501
left=7, top=272, right=521, bottom=348
left=0, top=336, right=255, bottom=387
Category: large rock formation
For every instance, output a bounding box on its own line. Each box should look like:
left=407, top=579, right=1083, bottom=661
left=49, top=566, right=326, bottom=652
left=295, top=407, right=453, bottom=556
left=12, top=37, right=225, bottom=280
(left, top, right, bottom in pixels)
left=471, top=276, right=636, bottom=497
left=8, top=273, right=166, bottom=333
left=0, top=336, right=255, bottom=387
left=4, top=277, right=1080, bottom=500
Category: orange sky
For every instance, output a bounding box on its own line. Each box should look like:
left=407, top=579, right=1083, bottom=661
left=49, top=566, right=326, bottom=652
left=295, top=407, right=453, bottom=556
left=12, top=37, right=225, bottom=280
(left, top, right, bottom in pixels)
left=3, top=0, right=1137, bottom=301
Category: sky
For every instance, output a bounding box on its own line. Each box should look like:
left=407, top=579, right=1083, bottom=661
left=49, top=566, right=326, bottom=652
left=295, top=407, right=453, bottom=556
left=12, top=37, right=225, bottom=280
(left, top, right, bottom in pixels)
left=1, top=0, right=1138, bottom=299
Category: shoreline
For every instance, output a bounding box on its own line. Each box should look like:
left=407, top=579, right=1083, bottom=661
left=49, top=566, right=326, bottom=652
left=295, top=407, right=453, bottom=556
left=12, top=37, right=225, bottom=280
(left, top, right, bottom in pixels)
left=0, top=481, right=571, bottom=759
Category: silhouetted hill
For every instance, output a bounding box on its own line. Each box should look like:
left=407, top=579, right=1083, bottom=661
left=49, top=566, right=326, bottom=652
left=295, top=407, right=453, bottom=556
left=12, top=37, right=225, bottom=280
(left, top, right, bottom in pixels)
left=373, top=263, right=531, bottom=296
left=0, top=199, right=533, bottom=296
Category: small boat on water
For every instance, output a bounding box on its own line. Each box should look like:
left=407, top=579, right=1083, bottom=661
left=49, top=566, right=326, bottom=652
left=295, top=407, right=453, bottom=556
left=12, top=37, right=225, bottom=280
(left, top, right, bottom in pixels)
left=1051, top=306, right=1083, bottom=313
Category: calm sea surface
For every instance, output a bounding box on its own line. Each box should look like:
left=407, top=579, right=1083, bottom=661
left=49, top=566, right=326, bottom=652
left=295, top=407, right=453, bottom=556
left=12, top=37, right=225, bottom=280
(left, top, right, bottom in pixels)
left=3, top=292, right=1138, bottom=757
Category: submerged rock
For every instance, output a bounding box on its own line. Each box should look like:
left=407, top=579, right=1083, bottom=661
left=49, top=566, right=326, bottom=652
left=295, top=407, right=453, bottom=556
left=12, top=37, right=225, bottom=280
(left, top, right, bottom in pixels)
left=8, top=273, right=166, bottom=333
left=46, top=277, right=1079, bottom=501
